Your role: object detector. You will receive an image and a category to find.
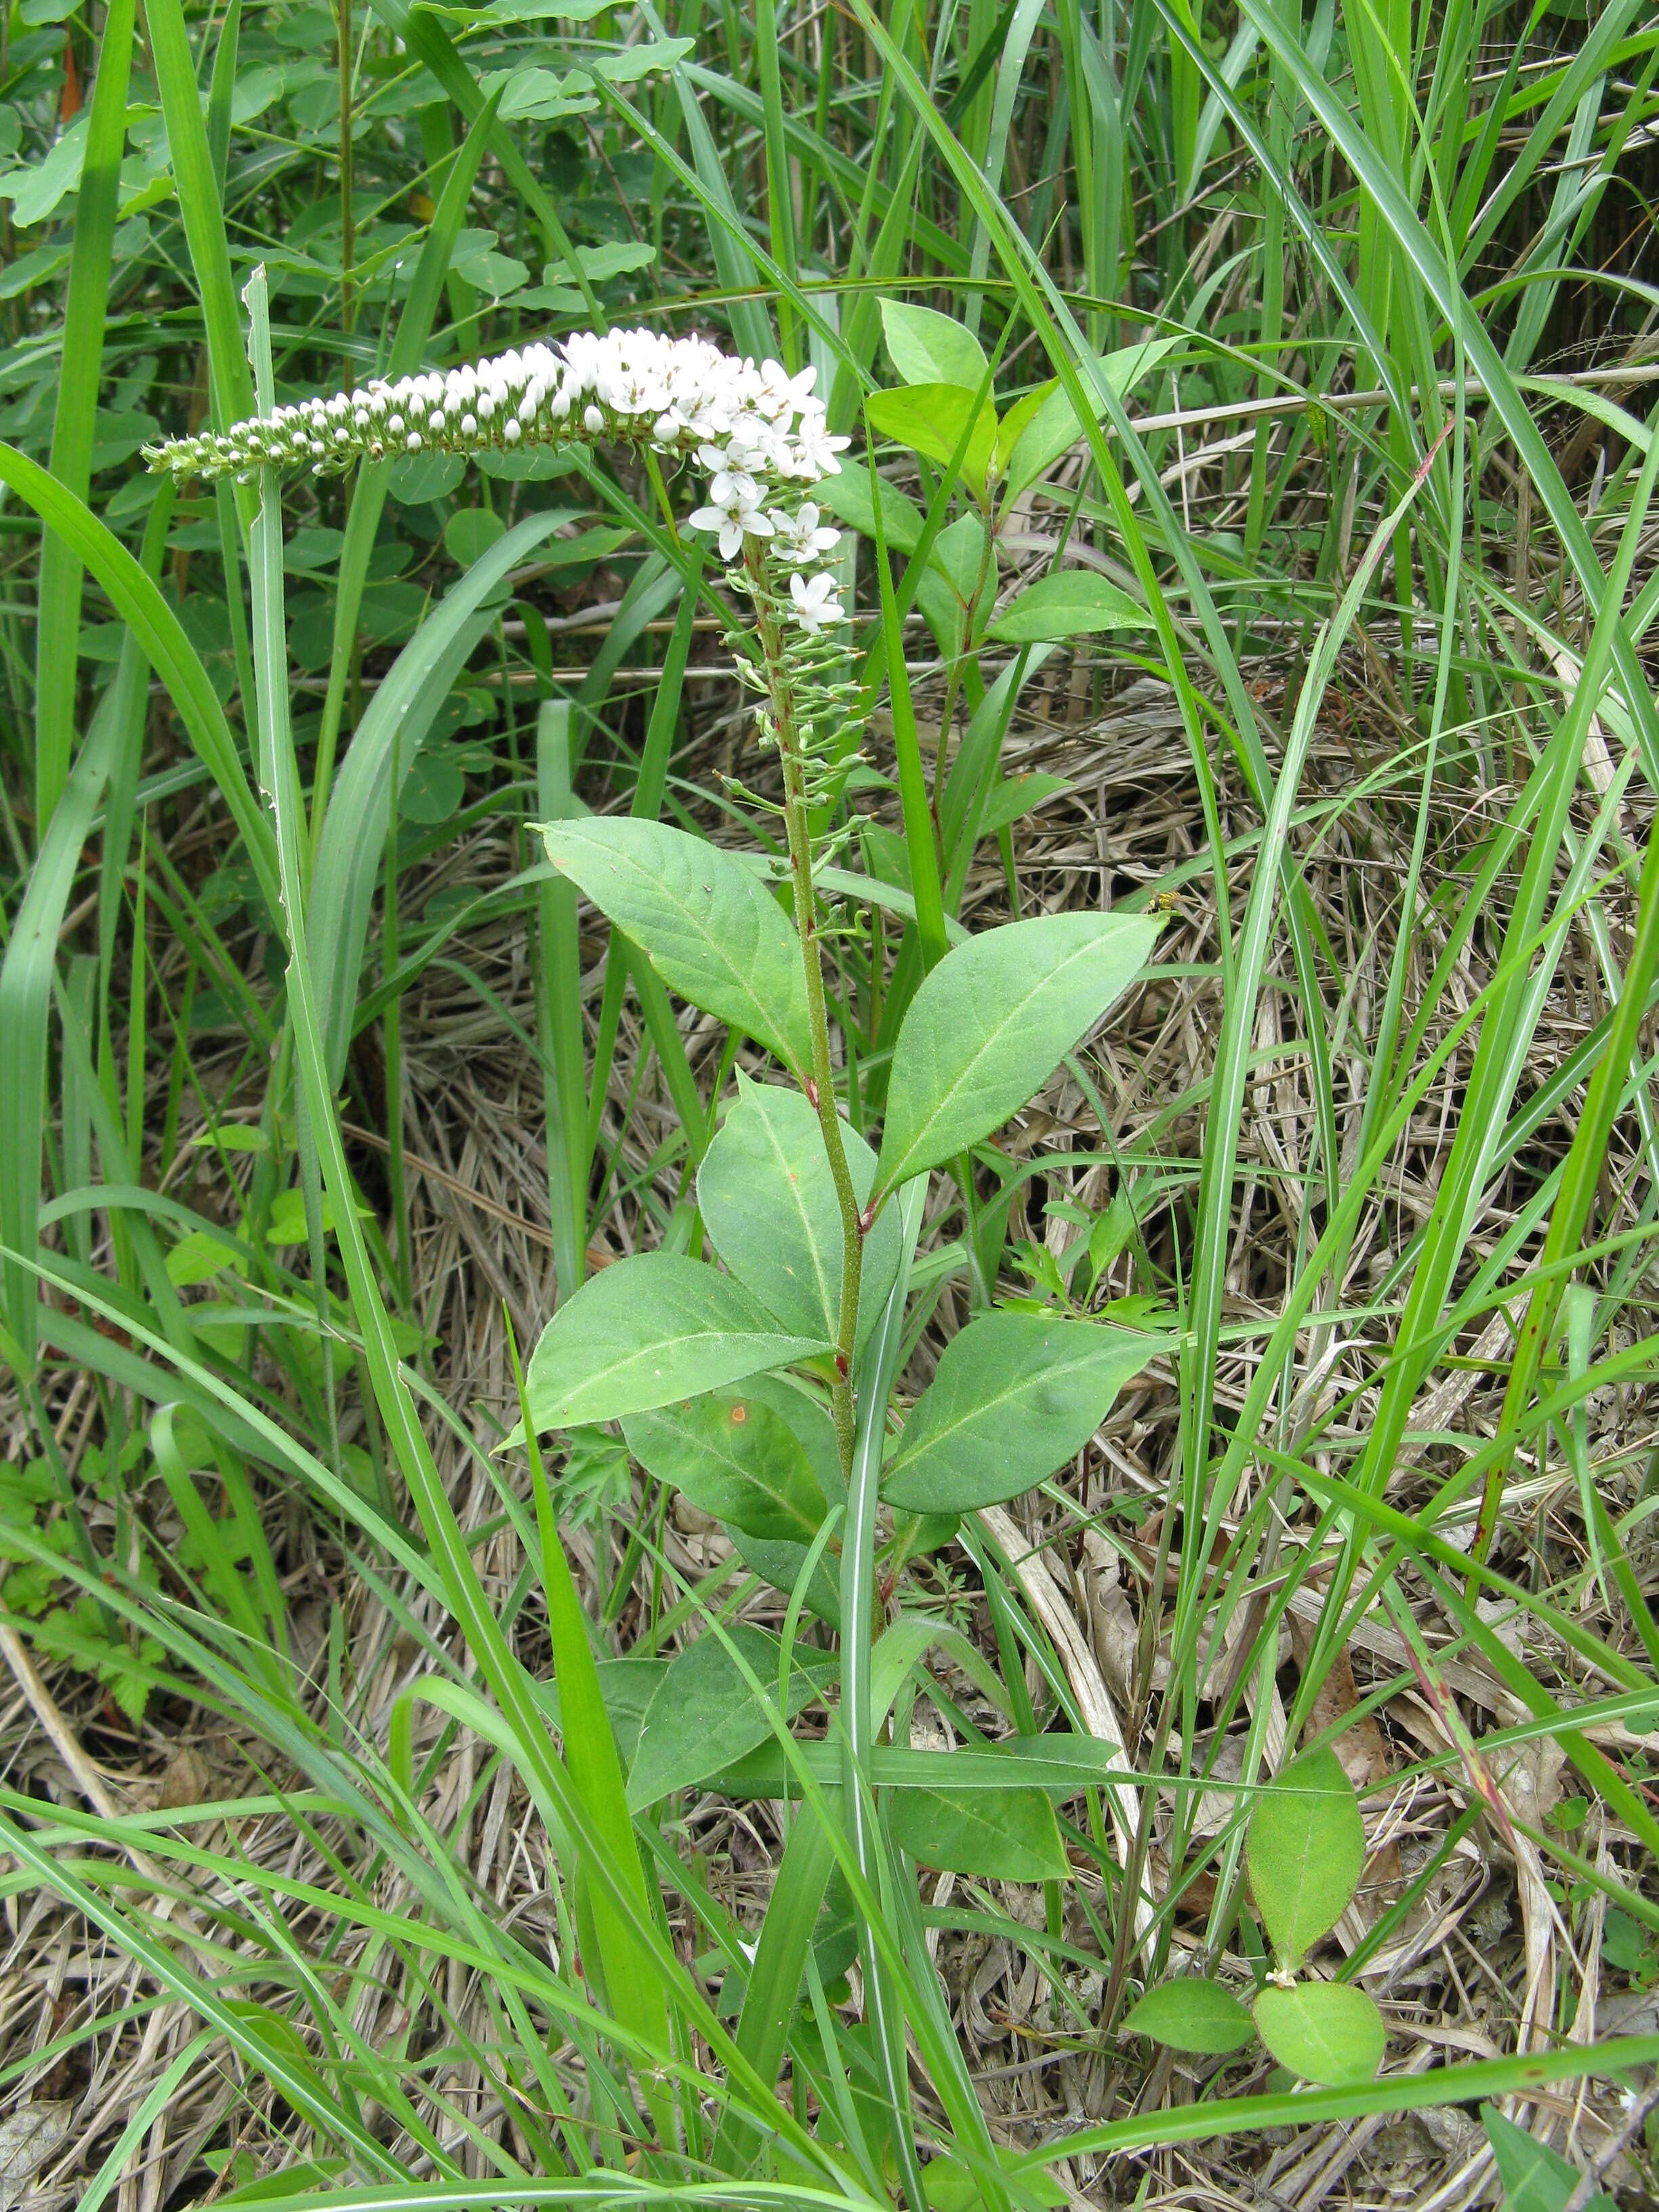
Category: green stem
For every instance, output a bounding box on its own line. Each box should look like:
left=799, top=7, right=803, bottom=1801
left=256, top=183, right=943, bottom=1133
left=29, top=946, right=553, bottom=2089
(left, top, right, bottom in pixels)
left=744, top=544, right=863, bottom=1479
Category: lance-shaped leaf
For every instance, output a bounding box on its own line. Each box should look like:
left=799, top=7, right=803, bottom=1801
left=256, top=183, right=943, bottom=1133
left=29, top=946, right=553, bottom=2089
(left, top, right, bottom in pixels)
left=988, top=572, right=1150, bottom=644
left=522, top=1252, right=827, bottom=1432
left=887, top=1780, right=1065, bottom=1881
left=874, top=912, right=1163, bottom=1197
left=699, top=1078, right=900, bottom=1351
left=539, top=819, right=814, bottom=1079
left=882, top=1313, right=1155, bottom=1513
left=627, top=1624, right=836, bottom=1807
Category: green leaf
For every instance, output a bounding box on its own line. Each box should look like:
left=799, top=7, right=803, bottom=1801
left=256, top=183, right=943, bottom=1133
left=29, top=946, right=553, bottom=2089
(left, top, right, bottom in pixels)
left=882, top=1314, right=1153, bottom=1513
left=866, top=384, right=999, bottom=492
left=988, top=572, right=1149, bottom=645
left=1247, top=1748, right=1366, bottom=1967
left=886, top=1782, right=1065, bottom=1881
left=699, top=1078, right=900, bottom=1352
left=623, top=1389, right=828, bottom=1544
left=1481, top=2104, right=1618, bottom=2212
left=880, top=298, right=989, bottom=389
left=998, top=337, right=1180, bottom=508
left=627, top=1624, right=836, bottom=1808
left=815, top=458, right=925, bottom=554
left=874, top=912, right=1163, bottom=1195
left=1123, top=1980, right=1258, bottom=2055
left=1252, top=1982, right=1385, bottom=2088
left=539, top=820, right=813, bottom=1080
left=523, top=1254, right=827, bottom=1432
left=976, top=773, right=1071, bottom=840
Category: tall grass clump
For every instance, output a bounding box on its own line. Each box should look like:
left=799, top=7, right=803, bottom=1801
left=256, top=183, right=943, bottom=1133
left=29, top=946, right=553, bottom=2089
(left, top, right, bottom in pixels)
left=1, top=0, right=1658, bottom=2206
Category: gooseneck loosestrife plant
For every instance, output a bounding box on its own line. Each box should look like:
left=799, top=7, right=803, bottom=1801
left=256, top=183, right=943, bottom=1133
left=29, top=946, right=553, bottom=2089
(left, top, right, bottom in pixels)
left=146, top=311, right=1274, bottom=2186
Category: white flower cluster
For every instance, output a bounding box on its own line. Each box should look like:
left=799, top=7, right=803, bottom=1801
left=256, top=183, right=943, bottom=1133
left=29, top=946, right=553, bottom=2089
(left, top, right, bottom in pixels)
left=146, top=327, right=853, bottom=634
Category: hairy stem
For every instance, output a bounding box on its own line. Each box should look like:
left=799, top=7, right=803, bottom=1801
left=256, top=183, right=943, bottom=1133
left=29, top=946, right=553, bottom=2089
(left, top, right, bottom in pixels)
left=744, top=545, right=863, bottom=1479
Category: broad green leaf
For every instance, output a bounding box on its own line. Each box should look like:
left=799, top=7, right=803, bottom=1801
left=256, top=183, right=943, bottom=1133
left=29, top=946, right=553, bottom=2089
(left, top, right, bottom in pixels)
left=882, top=1314, right=1153, bottom=1513
left=988, top=573, right=1149, bottom=645
left=532, top=1656, right=668, bottom=1768
left=1481, top=2104, right=1618, bottom=2212
left=886, top=1782, right=1065, bottom=1881
left=999, top=337, right=1181, bottom=508
left=627, top=1624, right=836, bottom=1807
left=815, top=458, right=925, bottom=554
left=1252, top=1981, right=1385, bottom=2088
left=522, top=1253, right=827, bottom=1432
left=623, top=1389, right=828, bottom=1544
left=699, top=1078, right=900, bottom=1352
left=1247, top=1748, right=1366, bottom=1967
left=874, top=912, right=1163, bottom=1195
left=867, top=384, right=999, bottom=493
left=539, top=820, right=813, bottom=1080
left=1123, top=1980, right=1257, bottom=2055
left=881, top=298, right=989, bottom=390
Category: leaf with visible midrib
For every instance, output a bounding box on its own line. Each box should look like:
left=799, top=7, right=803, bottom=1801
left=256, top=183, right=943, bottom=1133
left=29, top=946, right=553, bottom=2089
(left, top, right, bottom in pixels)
left=522, top=1252, right=827, bottom=1432
left=1252, top=1980, right=1384, bottom=2087
left=988, top=572, right=1149, bottom=645
left=1246, top=1746, right=1366, bottom=1966
left=539, top=819, right=813, bottom=1080
left=699, top=1079, right=900, bottom=1353
left=882, top=1314, right=1155, bottom=1513
left=1123, top=1980, right=1256, bottom=2055
left=886, top=1782, right=1065, bottom=1881
left=874, top=912, right=1163, bottom=1197
left=623, top=1389, right=828, bottom=1545
left=627, top=1624, right=836, bottom=1807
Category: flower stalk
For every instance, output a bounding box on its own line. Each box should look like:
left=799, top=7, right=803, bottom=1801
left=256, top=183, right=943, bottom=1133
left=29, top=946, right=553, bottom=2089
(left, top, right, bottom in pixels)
left=743, top=539, right=865, bottom=1480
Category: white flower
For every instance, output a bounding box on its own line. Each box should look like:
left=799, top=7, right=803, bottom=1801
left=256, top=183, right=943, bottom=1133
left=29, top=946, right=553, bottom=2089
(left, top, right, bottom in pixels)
left=689, top=480, right=774, bottom=560
left=772, top=502, right=840, bottom=564
left=790, top=569, right=843, bottom=634
left=791, top=411, right=850, bottom=477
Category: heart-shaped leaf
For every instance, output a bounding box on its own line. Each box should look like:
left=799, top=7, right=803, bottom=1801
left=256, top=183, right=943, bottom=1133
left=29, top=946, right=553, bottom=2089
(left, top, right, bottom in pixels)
left=623, top=1389, right=828, bottom=1545
left=882, top=1313, right=1154, bottom=1513
left=874, top=912, right=1163, bottom=1197
left=887, top=1781, right=1065, bottom=1881
left=1123, top=1980, right=1256, bottom=2055
left=1252, top=1980, right=1384, bottom=2087
left=522, top=1253, right=827, bottom=1432
left=627, top=1624, right=835, bottom=1807
left=1247, top=1746, right=1366, bottom=1967
left=539, top=819, right=813, bottom=1079
left=988, top=572, right=1149, bottom=645
left=699, top=1079, right=900, bottom=1353
left=881, top=298, right=989, bottom=390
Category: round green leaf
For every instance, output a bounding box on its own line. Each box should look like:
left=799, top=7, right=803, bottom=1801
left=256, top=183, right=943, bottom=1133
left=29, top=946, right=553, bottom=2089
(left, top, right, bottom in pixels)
left=1123, top=1980, right=1256, bottom=2055
left=699, top=1078, right=899, bottom=1353
left=988, top=572, right=1149, bottom=644
left=444, top=506, right=506, bottom=567
left=398, top=751, right=464, bottom=824
left=1246, top=1746, right=1366, bottom=1967
left=1252, top=1980, right=1384, bottom=2087
left=882, top=1313, right=1154, bottom=1513
left=623, top=1389, right=828, bottom=1545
